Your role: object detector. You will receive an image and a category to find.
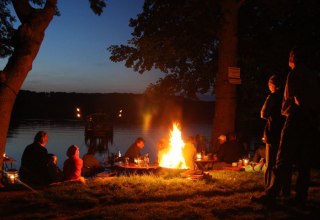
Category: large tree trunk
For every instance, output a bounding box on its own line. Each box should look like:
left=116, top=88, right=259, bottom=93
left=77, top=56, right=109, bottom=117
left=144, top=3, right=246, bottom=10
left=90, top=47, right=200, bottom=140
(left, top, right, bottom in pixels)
left=0, top=0, right=56, bottom=184
left=211, top=0, right=240, bottom=151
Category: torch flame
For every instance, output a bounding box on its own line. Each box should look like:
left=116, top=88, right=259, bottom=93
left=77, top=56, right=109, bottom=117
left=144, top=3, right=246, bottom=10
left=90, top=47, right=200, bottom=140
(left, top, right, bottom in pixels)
left=158, top=123, right=188, bottom=169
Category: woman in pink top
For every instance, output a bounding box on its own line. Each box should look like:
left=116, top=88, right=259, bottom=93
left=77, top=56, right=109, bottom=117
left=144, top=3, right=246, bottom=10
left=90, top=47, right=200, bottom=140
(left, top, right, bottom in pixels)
left=63, top=145, right=83, bottom=180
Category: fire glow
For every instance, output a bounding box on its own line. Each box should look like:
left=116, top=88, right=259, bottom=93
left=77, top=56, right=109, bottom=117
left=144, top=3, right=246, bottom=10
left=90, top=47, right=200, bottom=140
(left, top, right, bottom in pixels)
left=158, top=123, right=188, bottom=169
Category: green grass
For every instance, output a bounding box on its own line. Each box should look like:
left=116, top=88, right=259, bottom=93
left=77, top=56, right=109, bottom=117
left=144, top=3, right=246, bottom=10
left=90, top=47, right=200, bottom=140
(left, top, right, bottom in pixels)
left=1, top=169, right=320, bottom=219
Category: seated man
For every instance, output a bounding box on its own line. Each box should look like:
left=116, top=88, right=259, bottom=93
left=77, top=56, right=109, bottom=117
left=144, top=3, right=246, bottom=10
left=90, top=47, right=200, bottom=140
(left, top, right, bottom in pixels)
left=19, top=131, right=49, bottom=186
left=217, top=132, right=246, bottom=164
left=124, top=137, right=145, bottom=163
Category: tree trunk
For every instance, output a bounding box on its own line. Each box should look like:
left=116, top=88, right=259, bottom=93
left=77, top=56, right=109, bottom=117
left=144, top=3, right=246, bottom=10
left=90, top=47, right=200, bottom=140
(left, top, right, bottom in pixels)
left=211, top=0, right=239, bottom=152
left=0, top=0, right=56, bottom=184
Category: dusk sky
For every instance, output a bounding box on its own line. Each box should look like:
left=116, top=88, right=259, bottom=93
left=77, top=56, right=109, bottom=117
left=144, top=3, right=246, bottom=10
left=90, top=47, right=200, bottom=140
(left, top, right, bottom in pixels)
left=0, top=0, right=164, bottom=94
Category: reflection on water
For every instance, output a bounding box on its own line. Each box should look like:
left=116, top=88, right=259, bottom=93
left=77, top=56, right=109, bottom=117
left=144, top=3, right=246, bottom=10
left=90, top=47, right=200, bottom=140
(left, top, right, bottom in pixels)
left=84, top=134, right=113, bottom=157
left=5, top=119, right=212, bottom=170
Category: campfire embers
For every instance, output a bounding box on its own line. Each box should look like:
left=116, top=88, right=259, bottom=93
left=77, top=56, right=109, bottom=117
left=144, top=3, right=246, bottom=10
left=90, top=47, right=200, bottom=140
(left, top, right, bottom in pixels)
left=158, top=123, right=189, bottom=170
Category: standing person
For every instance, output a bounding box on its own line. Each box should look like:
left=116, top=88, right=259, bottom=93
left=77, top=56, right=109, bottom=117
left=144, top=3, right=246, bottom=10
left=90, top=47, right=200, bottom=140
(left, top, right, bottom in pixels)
left=19, top=131, right=49, bottom=186
left=253, top=75, right=285, bottom=202
left=124, top=137, right=145, bottom=163
left=254, top=46, right=320, bottom=206
left=63, top=145, right=83, bottom=181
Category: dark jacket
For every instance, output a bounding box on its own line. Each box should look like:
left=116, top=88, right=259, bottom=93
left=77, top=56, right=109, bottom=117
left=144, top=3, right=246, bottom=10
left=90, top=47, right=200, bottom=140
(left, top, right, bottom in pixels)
left=261, top=90, right=285, bottom=144
left=19, top=142, right=48, bottom=185
left=218, top=140, right=246, bottom=164
left=125, top=143, right=141, bottom=162
left=47, top=162, right=64, bottom=184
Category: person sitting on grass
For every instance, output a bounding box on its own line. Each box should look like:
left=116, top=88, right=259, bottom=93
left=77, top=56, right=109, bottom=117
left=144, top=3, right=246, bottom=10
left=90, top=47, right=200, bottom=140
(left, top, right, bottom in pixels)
left=46, top=153, right=64, bottom=184
left=19, top=131, right=49, bottom=186
left=217, top=132, right=246, bottom=164
left=63, top=145, right=83, bottom=181
left=82, top=146, right=105, bottom=177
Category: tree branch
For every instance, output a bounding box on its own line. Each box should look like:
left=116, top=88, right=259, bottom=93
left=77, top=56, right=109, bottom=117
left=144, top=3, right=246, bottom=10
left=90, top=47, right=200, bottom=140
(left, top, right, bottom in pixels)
left=12, top=0, right=34, bottom=23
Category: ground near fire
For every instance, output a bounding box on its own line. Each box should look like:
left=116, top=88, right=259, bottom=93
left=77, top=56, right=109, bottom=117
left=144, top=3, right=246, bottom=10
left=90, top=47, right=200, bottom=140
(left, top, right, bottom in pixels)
left=1, top=167, right=320, bottom=219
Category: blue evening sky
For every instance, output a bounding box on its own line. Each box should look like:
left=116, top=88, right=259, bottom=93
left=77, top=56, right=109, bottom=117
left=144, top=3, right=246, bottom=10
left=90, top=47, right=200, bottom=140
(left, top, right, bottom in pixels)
left=0, top=0, right=164, bottom=93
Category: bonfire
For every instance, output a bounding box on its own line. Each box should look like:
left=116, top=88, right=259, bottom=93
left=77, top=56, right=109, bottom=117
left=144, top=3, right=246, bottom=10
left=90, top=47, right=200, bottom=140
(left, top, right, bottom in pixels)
left=158, top=123, right=188, bottom=169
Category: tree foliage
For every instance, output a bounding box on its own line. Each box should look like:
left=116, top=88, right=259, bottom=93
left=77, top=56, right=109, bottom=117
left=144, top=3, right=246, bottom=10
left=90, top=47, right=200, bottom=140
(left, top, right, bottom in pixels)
left=108, top=0, right=320, bottom=99
left=0, top=0, right=106, bottom=58
left=108, top=0, right=221, bottom=98
left=108, top=0, right=320, bottom=136
left=237, top=0, right=320, bottom=129
left=0, top=0, right=16, bottom=58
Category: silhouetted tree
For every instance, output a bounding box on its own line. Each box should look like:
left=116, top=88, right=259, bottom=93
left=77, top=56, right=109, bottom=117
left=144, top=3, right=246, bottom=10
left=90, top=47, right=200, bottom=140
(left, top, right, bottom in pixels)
left=0, top=0, right=106, bottom=184
left=108, top=0, right=320, bottom=149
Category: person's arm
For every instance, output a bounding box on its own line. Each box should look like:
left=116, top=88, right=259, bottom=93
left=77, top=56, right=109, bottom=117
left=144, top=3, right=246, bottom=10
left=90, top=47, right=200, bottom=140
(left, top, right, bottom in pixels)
left=281, top=72, right=297, bottom=116
left=260, top=95, right=272, bottom=119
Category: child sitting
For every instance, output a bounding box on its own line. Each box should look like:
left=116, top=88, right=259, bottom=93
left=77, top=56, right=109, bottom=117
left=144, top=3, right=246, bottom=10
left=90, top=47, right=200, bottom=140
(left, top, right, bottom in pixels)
left=46, top=153, right=64, bottom=184
left=63, top=145, right=83, bottom=181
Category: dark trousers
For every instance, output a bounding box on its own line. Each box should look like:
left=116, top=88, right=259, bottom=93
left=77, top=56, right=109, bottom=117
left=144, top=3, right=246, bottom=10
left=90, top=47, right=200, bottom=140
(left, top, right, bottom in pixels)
left=264, top=142, right=291, bottom=196
left=267, top=111, right=313, bottom=201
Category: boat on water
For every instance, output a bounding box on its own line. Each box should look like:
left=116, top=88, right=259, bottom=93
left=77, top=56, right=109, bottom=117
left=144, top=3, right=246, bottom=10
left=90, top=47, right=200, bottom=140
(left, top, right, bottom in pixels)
left=85, top=113, right=113, bottom=137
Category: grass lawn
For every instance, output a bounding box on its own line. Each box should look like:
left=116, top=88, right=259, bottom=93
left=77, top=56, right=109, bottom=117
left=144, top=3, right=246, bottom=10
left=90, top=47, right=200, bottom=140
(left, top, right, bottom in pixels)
left=1, top=167, right=320, bottom=219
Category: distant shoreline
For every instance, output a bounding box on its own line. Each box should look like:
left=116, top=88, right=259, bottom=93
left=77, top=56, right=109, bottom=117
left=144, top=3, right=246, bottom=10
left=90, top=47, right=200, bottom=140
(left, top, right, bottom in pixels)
left=12, top=90, right=215, bottom=123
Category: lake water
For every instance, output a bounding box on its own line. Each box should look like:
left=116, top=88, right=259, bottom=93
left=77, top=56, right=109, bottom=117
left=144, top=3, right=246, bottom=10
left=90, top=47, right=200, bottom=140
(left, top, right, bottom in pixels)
left=5, top=119, right=212, bottom=170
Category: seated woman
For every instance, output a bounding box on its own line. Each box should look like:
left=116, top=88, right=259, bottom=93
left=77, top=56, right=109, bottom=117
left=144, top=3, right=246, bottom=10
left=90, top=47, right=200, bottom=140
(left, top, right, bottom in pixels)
left=46, top=153, right=64, bottom=184
left=63, top=145, right=83, bottom=181
left=82, top=146, right=105, bottom=177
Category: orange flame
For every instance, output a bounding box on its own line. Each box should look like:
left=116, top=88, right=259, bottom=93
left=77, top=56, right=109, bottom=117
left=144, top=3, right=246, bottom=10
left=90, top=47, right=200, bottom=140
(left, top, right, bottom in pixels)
left=158, top=123, right=188, bottom=169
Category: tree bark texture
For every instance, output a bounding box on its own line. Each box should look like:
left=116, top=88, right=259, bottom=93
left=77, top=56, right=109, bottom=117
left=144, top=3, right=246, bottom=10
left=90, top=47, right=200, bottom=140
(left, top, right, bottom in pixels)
left=0, top=0, right=56, bottom=181
left=211, top=0, right=239, bottom=152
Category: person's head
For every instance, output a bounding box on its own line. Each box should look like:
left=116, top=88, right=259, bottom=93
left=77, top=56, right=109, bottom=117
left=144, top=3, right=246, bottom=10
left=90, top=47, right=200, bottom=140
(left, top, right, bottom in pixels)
left=34, top=131, right=48, bottom=147
left=67, top=144, right=80, bottom=157
left=217, top=134, right=227, bottom=144
left=268, top=74, right=282, bottom=93
left=48, top=153, right=58, bottom=165
left=135, top=137, right=145, bottom=149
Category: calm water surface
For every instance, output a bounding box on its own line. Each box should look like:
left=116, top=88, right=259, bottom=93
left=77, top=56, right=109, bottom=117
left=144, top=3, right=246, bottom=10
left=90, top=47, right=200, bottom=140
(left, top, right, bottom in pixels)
left=5, top=119, right=212, bottom=169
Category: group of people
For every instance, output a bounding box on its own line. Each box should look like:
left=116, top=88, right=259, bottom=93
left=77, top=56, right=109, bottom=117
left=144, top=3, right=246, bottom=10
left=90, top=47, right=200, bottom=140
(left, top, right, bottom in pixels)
left=19, top=131, right=105, bottom=187
left=252, top=46, right=320, bottom=207
left=17, top=47, right=319, bottom=206
left=214, top=132, right=247, bottom=164
left=154, top=133, right=210, bottom=169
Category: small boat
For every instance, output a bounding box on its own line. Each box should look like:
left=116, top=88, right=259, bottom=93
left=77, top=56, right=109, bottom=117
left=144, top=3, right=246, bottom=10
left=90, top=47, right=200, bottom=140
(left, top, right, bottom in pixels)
left=85, top=113, right=113, bottom=137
